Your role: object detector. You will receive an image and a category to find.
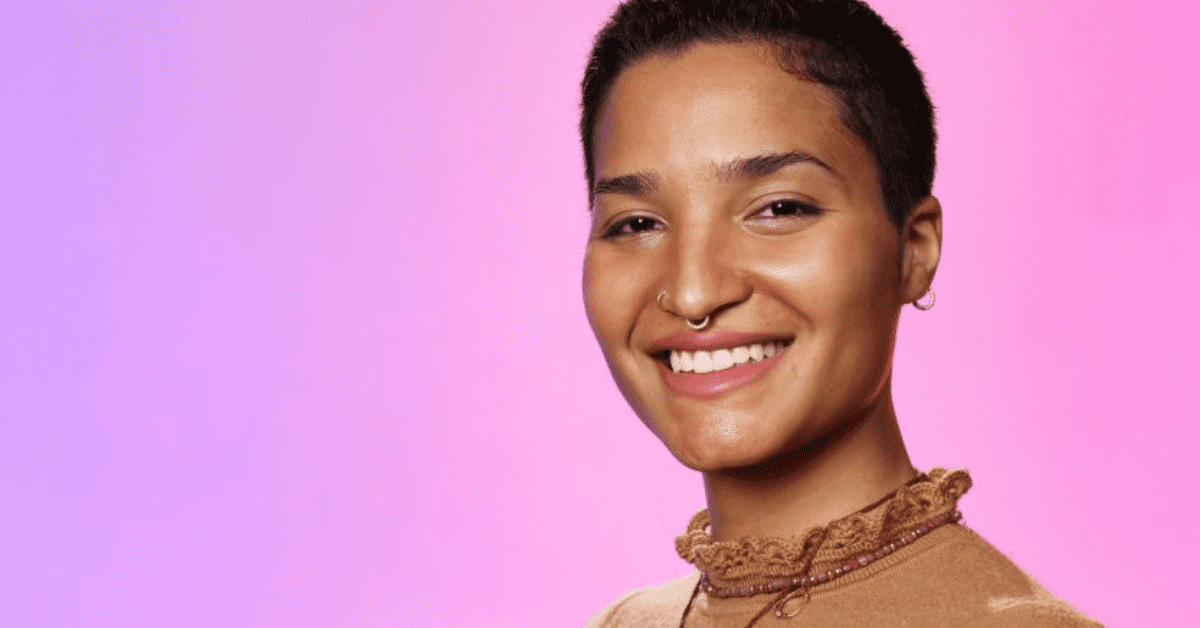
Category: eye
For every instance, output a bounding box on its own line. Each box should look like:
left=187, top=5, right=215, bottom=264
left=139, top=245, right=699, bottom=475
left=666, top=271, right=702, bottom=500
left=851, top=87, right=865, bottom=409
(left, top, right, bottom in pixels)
left=755, top=199, right=823, bottom=218
left=601, top=215, right=664, bottom=239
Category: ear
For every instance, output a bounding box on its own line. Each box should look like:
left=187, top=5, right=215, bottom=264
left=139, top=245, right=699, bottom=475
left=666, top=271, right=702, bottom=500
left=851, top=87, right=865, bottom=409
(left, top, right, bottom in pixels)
left=899, top=195, right=942, bottom=305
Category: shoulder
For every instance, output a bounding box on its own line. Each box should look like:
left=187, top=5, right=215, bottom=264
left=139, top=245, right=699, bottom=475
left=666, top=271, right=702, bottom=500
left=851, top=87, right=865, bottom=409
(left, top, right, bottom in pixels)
left=934, top=527, right=1104, bottom=628
left=581, top=572, right=699, bottom=628
left=964, top=591, right=1106, bottom=628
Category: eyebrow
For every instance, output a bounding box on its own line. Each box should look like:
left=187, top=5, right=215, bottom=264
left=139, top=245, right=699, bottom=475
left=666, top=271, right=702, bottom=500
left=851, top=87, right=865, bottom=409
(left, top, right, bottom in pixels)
left=593, top=171, right=659, bottom=196
left=591, top=150, right=839, bottom=198
left=717, top=150, right=841, bottom=182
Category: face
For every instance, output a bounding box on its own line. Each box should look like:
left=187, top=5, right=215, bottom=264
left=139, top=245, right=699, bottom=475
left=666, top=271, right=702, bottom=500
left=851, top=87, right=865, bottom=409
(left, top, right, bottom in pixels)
left=583, top=42, right=923, bottom=472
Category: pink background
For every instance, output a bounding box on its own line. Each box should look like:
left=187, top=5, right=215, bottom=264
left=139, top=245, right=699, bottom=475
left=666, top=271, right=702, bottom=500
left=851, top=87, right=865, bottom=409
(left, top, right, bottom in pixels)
left=1, top=2, right=1196, bottom=626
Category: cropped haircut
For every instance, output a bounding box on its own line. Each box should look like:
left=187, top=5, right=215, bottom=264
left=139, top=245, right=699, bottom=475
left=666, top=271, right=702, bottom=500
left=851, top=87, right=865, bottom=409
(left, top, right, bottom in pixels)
left=580, top=0, right=936, bottom=227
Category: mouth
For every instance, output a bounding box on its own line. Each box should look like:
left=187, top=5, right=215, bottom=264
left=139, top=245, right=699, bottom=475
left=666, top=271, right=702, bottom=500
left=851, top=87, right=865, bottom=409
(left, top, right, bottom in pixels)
left=655, top=340, right=791, bottom=374
left=650, top=338, right=793, bottom=398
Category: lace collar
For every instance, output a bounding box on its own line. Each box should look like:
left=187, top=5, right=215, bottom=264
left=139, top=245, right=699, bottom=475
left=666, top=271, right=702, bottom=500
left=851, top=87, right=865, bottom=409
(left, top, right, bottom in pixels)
left=674, top=468, right=972, bottom=584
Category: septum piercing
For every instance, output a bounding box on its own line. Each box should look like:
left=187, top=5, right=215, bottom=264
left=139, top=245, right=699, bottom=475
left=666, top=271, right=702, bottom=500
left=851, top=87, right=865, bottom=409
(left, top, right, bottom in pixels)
left=658, top=291, right=712, bottom=331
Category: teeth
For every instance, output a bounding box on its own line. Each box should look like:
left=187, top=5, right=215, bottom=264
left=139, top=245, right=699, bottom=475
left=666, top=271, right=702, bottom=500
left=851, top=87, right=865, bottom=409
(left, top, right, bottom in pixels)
left=693, top=351, right=714, bottom=374
left=712, top=349, right=733, bottom=371
left=669, top=342, right=787, bottom=374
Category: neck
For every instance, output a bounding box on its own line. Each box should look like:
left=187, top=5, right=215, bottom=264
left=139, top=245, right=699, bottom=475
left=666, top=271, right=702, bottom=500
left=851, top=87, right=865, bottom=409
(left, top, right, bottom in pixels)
left=701, top=387, right=916, bottom=542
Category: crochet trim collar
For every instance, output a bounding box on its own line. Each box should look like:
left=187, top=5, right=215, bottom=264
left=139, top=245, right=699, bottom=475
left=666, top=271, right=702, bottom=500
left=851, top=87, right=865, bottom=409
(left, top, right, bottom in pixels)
left=674, top=468, right=972, bottom=584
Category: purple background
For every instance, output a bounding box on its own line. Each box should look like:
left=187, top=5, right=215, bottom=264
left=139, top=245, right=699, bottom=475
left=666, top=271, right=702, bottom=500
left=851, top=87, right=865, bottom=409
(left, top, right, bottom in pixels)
left=2, top=2, right=1196, bottom=626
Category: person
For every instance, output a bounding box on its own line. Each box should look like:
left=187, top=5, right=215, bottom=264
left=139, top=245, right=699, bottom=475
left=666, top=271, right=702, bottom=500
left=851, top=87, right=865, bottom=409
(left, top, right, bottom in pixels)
left=578, top=1, right=1103, bottom=626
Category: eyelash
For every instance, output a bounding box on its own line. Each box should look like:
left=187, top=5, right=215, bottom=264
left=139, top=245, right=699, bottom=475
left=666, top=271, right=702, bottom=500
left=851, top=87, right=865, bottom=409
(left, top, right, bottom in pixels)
left=599, top=200, right=822, bottom=239
left=753, top=199, right=823, bottom=219
left=600, top=215, right=663, bottom=239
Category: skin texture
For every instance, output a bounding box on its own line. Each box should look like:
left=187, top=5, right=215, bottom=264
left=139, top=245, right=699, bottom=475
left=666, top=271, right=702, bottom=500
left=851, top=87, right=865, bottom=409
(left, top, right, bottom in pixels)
left=582, top=43, right=943, bottom=549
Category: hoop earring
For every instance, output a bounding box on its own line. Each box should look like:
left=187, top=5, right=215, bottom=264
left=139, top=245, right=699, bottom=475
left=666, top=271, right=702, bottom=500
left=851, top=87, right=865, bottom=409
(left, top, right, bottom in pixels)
left=913, top=288, right=936, bottom=311
left=686, top=316, right=710, bottom=331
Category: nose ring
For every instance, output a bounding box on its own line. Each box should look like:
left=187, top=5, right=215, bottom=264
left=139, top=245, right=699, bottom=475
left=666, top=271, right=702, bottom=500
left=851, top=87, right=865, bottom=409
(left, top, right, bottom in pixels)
left=657, top=291, right=712, bottom=330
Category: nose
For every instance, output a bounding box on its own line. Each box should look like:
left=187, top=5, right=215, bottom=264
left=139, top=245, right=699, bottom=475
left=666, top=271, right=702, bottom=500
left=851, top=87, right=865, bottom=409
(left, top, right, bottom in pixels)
left=659, top=220, right=752, bottom=322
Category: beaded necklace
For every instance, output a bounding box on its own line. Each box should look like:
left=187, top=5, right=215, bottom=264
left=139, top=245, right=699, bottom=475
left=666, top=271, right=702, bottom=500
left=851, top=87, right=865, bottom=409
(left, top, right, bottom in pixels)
left=672, top=468, right=973, bottom=628
left=677, top=510, right=962, bottom=628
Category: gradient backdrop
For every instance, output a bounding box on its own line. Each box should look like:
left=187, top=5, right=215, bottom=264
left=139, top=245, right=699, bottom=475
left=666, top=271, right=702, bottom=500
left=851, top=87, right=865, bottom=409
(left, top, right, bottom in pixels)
left=2, top=1, right=1197, bottom=626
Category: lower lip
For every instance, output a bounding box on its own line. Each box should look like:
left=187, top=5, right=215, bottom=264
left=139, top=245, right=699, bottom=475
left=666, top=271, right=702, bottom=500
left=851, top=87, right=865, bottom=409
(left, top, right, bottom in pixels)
left=657, top=351, right=785, bottom=398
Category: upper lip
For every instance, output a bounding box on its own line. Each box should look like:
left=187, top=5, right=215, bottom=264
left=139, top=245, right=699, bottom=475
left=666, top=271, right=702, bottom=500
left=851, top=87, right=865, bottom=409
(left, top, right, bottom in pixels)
left=647, top=329, right=792, bottom=354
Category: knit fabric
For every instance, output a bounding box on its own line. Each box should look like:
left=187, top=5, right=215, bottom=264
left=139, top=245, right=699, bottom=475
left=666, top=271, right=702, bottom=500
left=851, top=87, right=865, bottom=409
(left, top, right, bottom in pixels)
left=584, top=469, right=1103, bottom=628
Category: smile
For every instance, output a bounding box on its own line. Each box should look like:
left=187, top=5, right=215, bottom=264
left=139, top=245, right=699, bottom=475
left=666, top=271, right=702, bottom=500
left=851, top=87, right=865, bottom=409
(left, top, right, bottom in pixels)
left=668, top=341, right=788, bottom=374
left=652, top=336, right=792, bottom=398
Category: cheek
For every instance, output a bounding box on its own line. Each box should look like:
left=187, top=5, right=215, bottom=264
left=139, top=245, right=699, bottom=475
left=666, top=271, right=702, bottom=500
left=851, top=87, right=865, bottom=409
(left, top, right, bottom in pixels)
left=754, top=222, right=900, bottom=348
left=583, top=247, right=663, bottom=432
left=816, top=226, right=903, bottom=388
left=847, top=228, right=903, bottom=313
left=581, top=249, right=611, bottom=340
left=582, top=247, right=642, bottom=353
left=813, top=222, right=900, bottom=309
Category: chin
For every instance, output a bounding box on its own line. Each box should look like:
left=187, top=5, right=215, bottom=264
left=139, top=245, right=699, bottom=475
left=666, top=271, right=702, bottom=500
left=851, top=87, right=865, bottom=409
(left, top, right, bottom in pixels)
left=655, top=409, right=800, bottom=473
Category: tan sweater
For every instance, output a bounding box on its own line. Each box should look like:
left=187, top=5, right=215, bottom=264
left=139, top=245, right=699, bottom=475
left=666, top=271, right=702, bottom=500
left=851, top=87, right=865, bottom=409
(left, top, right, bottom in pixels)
left=585, top=470, right=1102, bottom=628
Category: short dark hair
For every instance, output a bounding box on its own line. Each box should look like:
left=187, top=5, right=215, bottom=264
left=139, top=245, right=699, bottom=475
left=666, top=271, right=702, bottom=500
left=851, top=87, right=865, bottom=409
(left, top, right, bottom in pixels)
left=580, top=0, right=936, bottom=227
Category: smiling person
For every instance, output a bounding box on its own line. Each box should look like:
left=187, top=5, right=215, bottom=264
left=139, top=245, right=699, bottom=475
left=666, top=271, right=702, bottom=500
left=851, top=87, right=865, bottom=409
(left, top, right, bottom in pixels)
left=579, top=1, right=1101, bottom=627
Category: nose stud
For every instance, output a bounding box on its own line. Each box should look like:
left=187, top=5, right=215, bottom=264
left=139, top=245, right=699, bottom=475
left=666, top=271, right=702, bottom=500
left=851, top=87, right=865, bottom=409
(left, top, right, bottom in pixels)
left=657, top=291, right=712, bottom=331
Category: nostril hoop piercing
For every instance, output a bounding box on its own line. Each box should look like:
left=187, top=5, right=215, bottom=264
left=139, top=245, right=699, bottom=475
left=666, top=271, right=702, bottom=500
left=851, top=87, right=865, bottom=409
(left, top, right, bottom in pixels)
left=658, top=290, right=711, bottom=330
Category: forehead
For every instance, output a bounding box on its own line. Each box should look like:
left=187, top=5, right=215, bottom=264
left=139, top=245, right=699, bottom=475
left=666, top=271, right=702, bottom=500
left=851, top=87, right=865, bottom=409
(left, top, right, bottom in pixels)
left=593, top=42, right=874, bottom=189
